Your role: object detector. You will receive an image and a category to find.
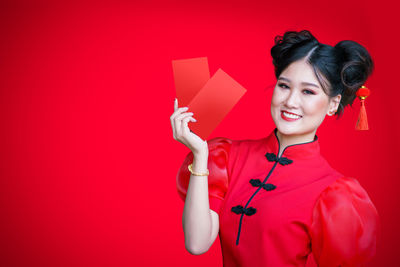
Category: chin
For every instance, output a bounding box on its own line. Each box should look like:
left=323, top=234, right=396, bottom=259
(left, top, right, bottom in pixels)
left=276, top=125, right=303, bottom=136
left=272, top=111, right=323, bottom=141
left=273, top=116, right=301, bottom=136
left=274, top=119, right=319, bottom=142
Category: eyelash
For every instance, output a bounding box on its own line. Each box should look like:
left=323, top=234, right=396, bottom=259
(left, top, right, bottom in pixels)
left=278, top=83, right=315, bottom=95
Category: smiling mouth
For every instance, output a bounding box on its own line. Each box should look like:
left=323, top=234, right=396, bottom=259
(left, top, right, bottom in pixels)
left=281, top=111, right=302, bottom=120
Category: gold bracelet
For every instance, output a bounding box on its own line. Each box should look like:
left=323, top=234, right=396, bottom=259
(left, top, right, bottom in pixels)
left=188, top=163, right=209, bottom=176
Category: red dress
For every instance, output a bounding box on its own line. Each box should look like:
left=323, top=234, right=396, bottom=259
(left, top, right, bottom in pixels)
left=177, top=128, right=380, bottom=267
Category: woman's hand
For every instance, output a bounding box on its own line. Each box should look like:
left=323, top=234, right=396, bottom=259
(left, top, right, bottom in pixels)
left=170, top=98, right=208, bottom=156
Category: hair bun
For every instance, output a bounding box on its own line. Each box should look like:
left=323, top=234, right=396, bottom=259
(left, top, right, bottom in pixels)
left=335, top=40, right=374, bottom=89
left=334, top=40, right=374, bottom=109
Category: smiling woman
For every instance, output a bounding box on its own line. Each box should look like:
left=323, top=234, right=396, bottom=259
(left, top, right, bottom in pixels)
left=173, top=30, right=379, bottom=267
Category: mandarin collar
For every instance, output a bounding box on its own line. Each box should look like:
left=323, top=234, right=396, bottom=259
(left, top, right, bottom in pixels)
left=264, top=128, right=320, bottom=160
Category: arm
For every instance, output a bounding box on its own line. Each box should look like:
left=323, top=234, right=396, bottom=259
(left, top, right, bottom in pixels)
left=171, top=98, right=228, bottom=255
left=182, top=151, right=219, bottom=255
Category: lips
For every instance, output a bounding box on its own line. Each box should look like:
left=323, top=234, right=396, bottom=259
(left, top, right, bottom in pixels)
left=281, top=110, right=302, bottom=121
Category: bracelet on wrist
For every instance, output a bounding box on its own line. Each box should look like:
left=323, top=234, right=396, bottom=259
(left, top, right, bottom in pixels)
left=188, top=163, right=209, bottom=176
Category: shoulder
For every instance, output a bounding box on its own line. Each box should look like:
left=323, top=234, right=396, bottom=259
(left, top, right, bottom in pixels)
left=317, top=176, right=373, bottom=202
left=311, top=176, right=380, bottom=240
left=313, top=176, right=379, bottom=217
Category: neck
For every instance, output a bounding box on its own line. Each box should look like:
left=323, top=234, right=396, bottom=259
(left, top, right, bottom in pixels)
left=276, top=130, right=317, bottom=157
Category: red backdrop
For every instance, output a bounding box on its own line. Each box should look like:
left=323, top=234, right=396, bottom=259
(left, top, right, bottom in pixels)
left=0, top=0, right=398, bottom=266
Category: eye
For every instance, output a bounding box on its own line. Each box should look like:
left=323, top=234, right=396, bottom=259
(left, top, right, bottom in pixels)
left=278, top=83, right=289, bottom=89
left=303, top=89, right=315, bottom=95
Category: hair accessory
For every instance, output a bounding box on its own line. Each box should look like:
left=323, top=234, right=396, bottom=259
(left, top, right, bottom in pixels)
left=188, top=163, right=209, bottom=176
left=355, top=85, right=370, bottom=130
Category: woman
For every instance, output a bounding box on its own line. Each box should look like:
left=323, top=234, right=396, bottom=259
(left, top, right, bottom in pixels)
left=170, top=30, right=379, bottom=267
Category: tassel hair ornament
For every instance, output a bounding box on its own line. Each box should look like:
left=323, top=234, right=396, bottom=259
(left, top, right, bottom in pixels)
left=355, top=85, right=370, bottom=130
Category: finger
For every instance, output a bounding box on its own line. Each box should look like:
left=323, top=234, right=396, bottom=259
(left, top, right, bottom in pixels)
left=181, top=116, right=194, bottom=135
left=175, top=112, right=193, bottom=122
left=170, top=107, right=189, bottom=121
left=171, top=111, right=193, bottom=123
left=175, top=112, right=193, bottom=137
left=171, top=115, right=177, bottom=138
left=174, top=113, right=183, bottom=136
left=174, top=98, right=178, bottom=112
left=171, top=104, right=186, bottom=137
left=171, top=99, right=178, bottom=136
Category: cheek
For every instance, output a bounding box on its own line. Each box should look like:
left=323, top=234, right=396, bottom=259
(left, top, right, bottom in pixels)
left=271, top=90, right=282, bottom=108
left=271, top=93, right=281, bottom=118
left=305, top=97, right=329, bottom=116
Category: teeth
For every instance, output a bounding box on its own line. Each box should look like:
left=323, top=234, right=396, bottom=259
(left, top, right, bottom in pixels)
left=283, top=111, right=301, bottom=119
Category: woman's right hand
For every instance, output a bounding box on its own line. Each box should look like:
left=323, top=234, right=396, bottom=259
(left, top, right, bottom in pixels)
left=170, top=98, right=208, bottom=156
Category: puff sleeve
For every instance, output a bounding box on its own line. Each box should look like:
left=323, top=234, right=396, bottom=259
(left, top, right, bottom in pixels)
left=310, top=176, right=380, bottom=267
left=176, top=137, right=234, bottom=215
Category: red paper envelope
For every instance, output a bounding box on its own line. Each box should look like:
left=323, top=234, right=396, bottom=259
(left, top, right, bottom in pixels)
left=187, top=68, right=247, bottom=139
left=172, top=58, right=247, bottom=140
left=172, top=57, right=210, bottom=107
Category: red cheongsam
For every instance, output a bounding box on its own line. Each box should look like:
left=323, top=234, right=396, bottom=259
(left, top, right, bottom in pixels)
left=176, top=128, right=380, bottom=267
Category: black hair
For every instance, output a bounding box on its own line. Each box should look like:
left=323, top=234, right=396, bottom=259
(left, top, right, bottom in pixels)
left=270, top=30, right=374, bottom=117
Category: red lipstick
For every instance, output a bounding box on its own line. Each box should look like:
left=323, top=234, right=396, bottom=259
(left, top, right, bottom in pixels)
left=281, top=110, right=302, bottom=122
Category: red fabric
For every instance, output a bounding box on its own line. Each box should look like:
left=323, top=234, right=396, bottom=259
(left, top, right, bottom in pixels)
left=310, top=177, right=380, bottom=267
left=176, top=129, right=379, bottom=266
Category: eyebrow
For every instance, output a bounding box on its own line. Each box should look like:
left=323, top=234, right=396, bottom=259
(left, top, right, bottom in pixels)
left=278, top=77, right=320, bottom=88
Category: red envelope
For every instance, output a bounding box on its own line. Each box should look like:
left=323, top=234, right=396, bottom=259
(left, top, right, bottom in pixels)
left=172, top=57, right=210, bottom=107
left=172, top=58, right=247, bottom=140
left=187, top=68, right=246, bottom=139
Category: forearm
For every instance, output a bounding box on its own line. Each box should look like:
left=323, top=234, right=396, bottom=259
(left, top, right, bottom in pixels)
left=182, top=152, right=214, bottom=254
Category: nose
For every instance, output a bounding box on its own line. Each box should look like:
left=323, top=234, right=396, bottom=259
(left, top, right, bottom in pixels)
left=284, top=89, right=300, bottom=108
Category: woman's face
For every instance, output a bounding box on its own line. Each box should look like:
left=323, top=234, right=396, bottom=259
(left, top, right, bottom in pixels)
left=270, top=59, right=340, bottom=141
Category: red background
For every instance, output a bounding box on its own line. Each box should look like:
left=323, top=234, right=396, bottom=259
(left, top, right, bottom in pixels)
left=0, top=0, right=398, bottom=266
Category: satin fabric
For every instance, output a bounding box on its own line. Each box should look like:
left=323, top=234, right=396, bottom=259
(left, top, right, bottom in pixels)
left=176, top=129, right=379, bottom=267
left=310, top=177, right=380, bottom=266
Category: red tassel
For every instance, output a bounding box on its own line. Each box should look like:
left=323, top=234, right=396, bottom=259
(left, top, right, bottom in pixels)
left=355, top=86, right=370, bottom=130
